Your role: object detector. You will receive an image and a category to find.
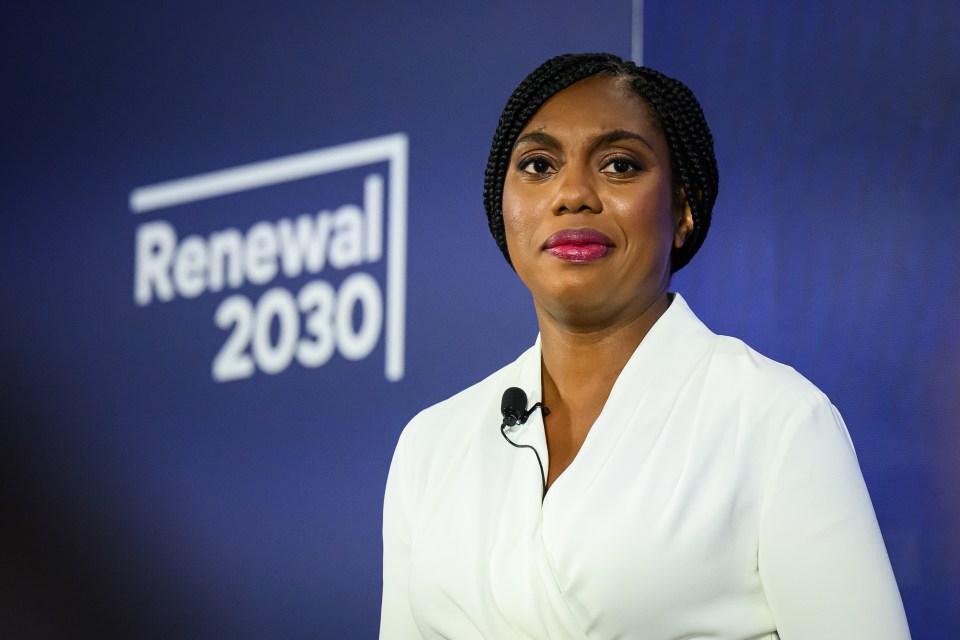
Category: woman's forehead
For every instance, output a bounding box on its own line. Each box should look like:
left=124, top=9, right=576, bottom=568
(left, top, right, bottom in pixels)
left=520, top=75, right=656, bottom=136
left=515, top=75, right=662, bottom=149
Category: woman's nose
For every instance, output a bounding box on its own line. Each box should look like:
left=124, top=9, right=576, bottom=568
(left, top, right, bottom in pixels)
left=550, top=164, right=602, bottom=215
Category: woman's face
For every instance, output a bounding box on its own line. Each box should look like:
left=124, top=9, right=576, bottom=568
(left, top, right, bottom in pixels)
left=502, top=74, right=692, bottom=329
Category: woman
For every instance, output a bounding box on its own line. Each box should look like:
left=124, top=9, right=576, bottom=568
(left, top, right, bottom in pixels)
left=381, top=53, right=910, bottom=639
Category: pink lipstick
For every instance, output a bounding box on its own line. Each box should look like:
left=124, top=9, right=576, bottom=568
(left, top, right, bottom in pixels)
left=543, top=228, right=614, bottom=263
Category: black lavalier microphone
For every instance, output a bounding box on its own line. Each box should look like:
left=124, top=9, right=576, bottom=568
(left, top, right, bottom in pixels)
left=500, top=387, right=550, bottom=499
left=501, top=387, right=550, bottom=426
left=500, top=387, right=529, bottom=427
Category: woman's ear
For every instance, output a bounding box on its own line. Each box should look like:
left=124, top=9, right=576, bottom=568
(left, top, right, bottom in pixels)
left=674, top=190, right=694, bottom=249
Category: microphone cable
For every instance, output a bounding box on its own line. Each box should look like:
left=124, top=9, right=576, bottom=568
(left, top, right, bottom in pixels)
left=500, top=387, right=550, bottom=500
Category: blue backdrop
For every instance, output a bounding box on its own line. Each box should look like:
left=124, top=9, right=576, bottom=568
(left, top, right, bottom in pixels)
left=2, top=1, right=957, bottom=637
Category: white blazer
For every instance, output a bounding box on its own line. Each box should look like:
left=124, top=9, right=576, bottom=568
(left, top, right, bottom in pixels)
left=381, top=294, right=910, bottom=639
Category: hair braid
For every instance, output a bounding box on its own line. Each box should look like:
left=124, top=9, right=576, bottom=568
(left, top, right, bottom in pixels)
left=483, top=53, right=719, bottom=273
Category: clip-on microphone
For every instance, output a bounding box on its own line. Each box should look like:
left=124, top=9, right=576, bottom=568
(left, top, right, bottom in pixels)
left=500, top=387, right=549, bottom=499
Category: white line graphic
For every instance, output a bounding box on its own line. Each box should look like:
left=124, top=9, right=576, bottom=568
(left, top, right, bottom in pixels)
left=632, top=0, right=644, bottom=66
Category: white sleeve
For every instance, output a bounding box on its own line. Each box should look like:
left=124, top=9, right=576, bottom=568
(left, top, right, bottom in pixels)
left=758, top=395, right=911, bottom=639
left=380, top=428, right=423, bottom=639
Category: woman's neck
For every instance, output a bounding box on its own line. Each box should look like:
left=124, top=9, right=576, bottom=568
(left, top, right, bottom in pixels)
left=537, top=290, right=672, bottom=402
left=535, top=291, right=672, bottom=488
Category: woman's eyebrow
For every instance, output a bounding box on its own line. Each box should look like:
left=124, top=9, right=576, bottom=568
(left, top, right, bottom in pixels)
left=513, top=129, right=653, bottom=151
left=594, top=129, right=654, bottom=150
left=513, top=131, right=560, bottom=149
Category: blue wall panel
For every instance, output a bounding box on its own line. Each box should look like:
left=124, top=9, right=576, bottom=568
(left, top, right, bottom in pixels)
left=1, top=1, right=956, bottom=636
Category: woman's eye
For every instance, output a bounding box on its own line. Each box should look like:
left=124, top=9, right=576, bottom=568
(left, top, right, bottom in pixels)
left=520, top=157, right=553, bottom=175
left=601, top=158, right=638, bottom=174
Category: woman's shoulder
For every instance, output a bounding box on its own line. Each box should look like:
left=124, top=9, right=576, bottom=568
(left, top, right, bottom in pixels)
left=399, top=342, right=539, bottom=448
left=670, top=295, right=831, bottom=412
left=697, top=332, right=848, bottom=454
left=709, top=334, right=822, bottom=399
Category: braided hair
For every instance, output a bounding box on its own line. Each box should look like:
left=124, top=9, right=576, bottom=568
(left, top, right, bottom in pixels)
left=483, top=53, right=719, bottom=273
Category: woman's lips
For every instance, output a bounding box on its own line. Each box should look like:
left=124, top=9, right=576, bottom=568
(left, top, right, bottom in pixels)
left=543, top=228, right=614, bottom=263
